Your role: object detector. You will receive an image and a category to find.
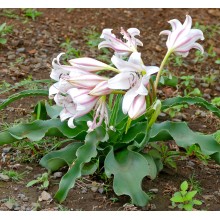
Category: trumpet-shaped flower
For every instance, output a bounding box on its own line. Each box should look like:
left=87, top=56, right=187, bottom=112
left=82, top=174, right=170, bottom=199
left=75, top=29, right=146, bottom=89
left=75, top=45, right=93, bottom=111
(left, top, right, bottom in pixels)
left=160, top=15, right=204, bottom=57
left=98, top=27, right=143, bottom=57
left=64, top=88, right=99, bottom=128
left=108, top=52, right=159, bottom=117
left=69, top=57, right=118, bottom=72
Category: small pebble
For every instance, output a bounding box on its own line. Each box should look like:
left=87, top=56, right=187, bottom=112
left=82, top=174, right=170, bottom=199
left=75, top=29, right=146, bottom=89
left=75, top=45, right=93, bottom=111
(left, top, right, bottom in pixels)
left=2, top=147, right=12, bottom=153
left=26, top=166, right=33, bottom=171
left=16, top=47, right=26, bottom=53
left=149, top=188, right=159, bottom=194
left=38, top=191, right=52, bottom=201
left=52, top=172, right=63, bottom=179
left=8, top=54, right=16, bottom=60
left=203, top=93, right=211, bottom=99
left=200, top=83, right=209, bottom=88
left=0, top=173, right=10, bottom=181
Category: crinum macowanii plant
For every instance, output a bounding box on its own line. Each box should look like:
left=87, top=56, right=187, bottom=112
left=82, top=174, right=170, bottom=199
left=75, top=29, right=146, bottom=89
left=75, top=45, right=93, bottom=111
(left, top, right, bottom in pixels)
left=0, top=15, right=219, bottom=206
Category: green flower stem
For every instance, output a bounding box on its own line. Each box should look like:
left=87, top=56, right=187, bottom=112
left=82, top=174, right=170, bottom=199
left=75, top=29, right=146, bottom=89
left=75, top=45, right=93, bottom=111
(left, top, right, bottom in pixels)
left=154, top=50, right=173, bottom=93
left=149, top=78, right=156, bottom=102
left=112, top=90, right=126, bottom=95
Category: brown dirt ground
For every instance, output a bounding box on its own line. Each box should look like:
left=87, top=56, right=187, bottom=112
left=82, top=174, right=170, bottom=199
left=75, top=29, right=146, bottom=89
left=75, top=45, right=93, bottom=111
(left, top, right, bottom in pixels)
left=0, top=8, right=220, bottom=211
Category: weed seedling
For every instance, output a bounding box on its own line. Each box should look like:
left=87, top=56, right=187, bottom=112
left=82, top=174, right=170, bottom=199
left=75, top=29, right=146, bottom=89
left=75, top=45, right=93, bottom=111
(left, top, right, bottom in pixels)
left=164, top=104, right=188, bottom=118
left=188, top=174, right=203, bottom=194
left=0, top=23, right=13, bottom=45
left=186, top=144, right=210, bottom=165
left=211, top=97, right=220, bottom=107
left=60, top=38, right=81, bottom=62
left=23, top=9, right=42, bottom=21
left=170, top=180, right=202, bottom=211
left=26, top=172, right=49, bottom=189
left=2, top=170, right=26, bottom=181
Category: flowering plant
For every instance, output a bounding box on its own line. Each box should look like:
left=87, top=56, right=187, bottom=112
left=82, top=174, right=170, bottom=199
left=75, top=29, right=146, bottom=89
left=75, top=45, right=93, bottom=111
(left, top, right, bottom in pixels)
left=0, top=15, right=220, bottom=206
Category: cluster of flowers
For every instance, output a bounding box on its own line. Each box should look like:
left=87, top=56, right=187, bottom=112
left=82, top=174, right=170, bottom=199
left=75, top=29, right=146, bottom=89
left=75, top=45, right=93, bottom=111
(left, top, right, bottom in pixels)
left=49, top=15, right=204, bottom=132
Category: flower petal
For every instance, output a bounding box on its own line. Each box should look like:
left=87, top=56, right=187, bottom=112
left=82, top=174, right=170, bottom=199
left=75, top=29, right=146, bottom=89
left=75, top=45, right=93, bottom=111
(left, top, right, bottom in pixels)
left=108, top=72, right=135, bottom=90
left=128, top=95, right=146, bottom=119
left=145, top=66, right=160, bottom=75
left=122, top=87, right=139, bottom=114
left=69, top=57, right=112, bottom=72
left=168, top=19, right=182, bottom=32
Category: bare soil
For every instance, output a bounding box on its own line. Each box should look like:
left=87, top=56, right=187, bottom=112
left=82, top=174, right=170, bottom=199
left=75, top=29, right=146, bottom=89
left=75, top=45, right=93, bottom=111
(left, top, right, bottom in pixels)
left=0, top=8, right=220, bottom=211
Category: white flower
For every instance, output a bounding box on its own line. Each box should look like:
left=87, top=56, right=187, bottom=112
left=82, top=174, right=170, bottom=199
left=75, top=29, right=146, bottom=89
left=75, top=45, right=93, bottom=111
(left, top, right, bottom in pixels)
left=108, top=52, right=159, bottom=118
left=160, top=15, right=204, bottom=57
left=98, top=27, right=143, bottom=57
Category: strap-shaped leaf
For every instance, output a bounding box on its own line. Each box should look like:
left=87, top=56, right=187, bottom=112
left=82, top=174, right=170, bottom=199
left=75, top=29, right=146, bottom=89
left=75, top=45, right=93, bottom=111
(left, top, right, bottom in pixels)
left=161, top=97, right=220, bottom=117
left=54, top=126, right=106, bottom=202
left=104, top=147, right=150, bottom=206
left=0, top=89, right=49, bottom=110
left=40, top=142, right=83, bottom=172
left=0, top=119, right=87, bottom=145
left=150, top=121, right=220, bottom=163
left=121, top=122, right=148, bottom=144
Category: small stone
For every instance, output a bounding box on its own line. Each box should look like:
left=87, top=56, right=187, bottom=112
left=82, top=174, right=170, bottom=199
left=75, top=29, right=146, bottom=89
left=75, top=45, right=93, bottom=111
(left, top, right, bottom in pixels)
left=8, top=54, right=16, bottom=60
left=38, top=191, right=52, bottom=201
left=200, top=111, right=207, bottom=117
left=4, top=201, right=16, bottom=210
left=16, top=48, right=26, bottom=53
left=53, top=172, right=63, bottom=179
left=22, top=197, right=29, bottom=202
left=172, top=118, right=181, bottom=122
left=204, top=88, right=212, bottom=94
left=147, top=203, right=157, bottom=210
left=98, top=187, right=104, bottom=194
left=0, top=173, right=10, bottom=181
left=200, top=83, right=209, bottom=88
left=202, top=195, right=216, bottom=201
left=26, top=166, right=33, bottom=171
left=13, top=205, right=20, bottom=211
left=17, top=194, right=26, bottom=199
left=186, top=161, right=195, bottom=167
left=155, top=45, right=162, bottom=52
left=91, top=186, right=98, bottom=192
left=203, top=93, right=211, bottom=99
left=216, top=86, right=220, bottom=92
left=149, top=188, right=159, bottom=194
left=81, top=189, right=87, bottom=194
left=2, top=147, right=12, bottom=153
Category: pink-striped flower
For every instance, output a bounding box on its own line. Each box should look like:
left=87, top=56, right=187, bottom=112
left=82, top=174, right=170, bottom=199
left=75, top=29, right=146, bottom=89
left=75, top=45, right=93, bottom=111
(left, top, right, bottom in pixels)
left=108, top=52, right=159, bottom=119
left=69, top=57, right=119, bottom=73
left=98, top=27, right=143, bottom=57
left=160, top=15, right=204, bottom=57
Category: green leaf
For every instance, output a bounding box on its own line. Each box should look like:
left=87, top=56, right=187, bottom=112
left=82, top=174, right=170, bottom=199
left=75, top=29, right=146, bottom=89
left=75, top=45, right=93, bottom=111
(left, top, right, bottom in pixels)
left=0, top=38, right=7, bottom=44
left=121, top=122, right=148, bottom=144
left=141, top=153, right=158, bottom=179
left=81, top=160, right=99, bottom=176
left=0, top=89, right=49, bottom=111
left=0, top=119, right=88, bottom=146
left=193, top=199, right=202, bottom=205
left=54, top=126, right=106, bottom=202
left=162, top=96, right=220, bottom=118
left=150, top=121, right=220, bottom=164
left=40, top=142, right=83, bottom=172
left=185, top=191, right=197, bottom=200
left=26, top=179, right=40, bottom=187
left=170, top=195, right=184, bottom=203
left=0, top=23, right=6, bottom=32
left=45, top=101, right=62, bottom=119
left=180, top=181, right=188, bottom=191
left=183, top=203, right=193, bottom=211
left=43, top=180, right=49, bottom=188
left=104, top=147, right=150, bottom=206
